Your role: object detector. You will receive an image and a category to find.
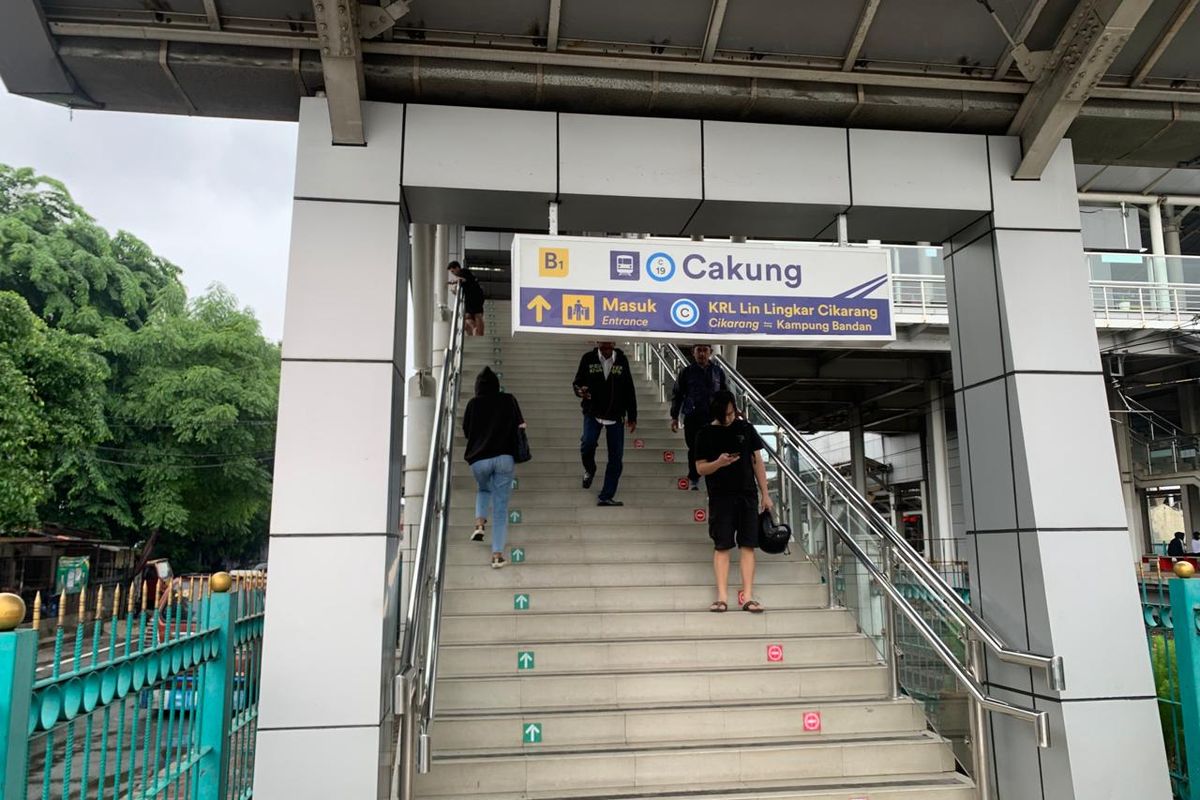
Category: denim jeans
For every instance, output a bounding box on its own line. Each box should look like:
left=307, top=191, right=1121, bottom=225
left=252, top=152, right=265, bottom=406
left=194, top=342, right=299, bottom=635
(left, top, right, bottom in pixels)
left=580, top=416, right=624, bottom=501
left=471, top=455, right=515, bottom=554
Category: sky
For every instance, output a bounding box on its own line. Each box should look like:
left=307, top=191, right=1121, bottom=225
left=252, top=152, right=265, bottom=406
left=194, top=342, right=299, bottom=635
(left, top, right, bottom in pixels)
left=0, top=82, right=297, bottom=341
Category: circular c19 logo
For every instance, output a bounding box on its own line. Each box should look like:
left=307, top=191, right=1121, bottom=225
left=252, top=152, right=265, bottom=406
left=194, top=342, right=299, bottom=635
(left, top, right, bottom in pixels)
left=646, top=252, right=675, bottom=282
left=670, top=298, right=700, bottom=328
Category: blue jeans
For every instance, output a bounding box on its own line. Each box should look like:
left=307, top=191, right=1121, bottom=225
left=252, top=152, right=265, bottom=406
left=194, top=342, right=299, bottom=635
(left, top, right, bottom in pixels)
left=580, top=416, right=624, bottom=501
left=471, top=455, right=515, bottom=554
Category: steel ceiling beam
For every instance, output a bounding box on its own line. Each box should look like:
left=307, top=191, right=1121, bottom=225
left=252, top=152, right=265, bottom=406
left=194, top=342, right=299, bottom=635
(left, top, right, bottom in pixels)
left=201, top=0, right=221, bottom=31
left=1130, top=0, right=1199, bottom=87
left=546, top=0, right=562, bottom=52
left=992, top=0, right=1051, bottom=79
left=311, top=0, right=364, bottom=145
left=842, top=0, right=882, bottom=71
left=700, top=0, right=729, bottom=62
left=1008, top=0, right=1154, bottom=179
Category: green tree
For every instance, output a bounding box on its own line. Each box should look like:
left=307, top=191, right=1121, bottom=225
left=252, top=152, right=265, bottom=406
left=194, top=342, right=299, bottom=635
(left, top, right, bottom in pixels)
left=104, top=286, right=280, bottom=569
left=0, top=163, right=280, bottom=570
left=0, top=165, right=179, bottom=336
left=0, top=291, right=112, bottom=530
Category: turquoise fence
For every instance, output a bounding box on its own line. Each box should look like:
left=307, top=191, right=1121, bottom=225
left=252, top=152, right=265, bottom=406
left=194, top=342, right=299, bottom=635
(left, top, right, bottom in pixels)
left=0, top=572, right=265, bottom=800
left=1141, top=571, right=1200, bottom=800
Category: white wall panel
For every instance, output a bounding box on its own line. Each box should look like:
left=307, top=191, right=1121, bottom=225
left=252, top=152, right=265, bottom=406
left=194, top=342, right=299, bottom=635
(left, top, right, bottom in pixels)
left=294, top=98, right=405, bottom=203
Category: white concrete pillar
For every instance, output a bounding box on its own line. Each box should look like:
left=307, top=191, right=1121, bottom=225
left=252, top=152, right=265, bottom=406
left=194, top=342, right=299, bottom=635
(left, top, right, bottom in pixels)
left=944, top=138, right=1168, bottom=799
left=255, top=98, right=408, bottom=800
left=403, top=222, right=437, bottom=592
left=1148, top=201, right=1172, bottom=311
left=1165, top=204, right=1185, bottom=287
left=925, top=380, right=956, bottom=564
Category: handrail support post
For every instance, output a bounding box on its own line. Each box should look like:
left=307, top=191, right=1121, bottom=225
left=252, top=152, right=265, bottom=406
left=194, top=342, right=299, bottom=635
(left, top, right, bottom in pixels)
left=966, top=635, right=993, bottom=800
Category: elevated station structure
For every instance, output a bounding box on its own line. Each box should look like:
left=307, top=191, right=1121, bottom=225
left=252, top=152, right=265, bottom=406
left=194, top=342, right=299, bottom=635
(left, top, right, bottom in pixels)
left=2, top=2, right=1199, bottom=799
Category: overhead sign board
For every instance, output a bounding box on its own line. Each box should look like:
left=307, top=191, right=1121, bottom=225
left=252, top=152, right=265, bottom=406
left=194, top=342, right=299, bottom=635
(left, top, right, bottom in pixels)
left=511, top=235, right=894, bottom=342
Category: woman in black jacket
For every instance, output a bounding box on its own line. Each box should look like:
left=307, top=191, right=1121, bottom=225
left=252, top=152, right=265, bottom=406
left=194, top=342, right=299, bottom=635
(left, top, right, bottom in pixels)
left=462, top=367, right=525, bottom=568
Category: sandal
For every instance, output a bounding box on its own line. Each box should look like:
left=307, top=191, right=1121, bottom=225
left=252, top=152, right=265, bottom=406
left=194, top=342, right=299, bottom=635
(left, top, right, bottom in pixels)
left=742, top=600, right=764, bottom=614
left=709, top=601, right=728, bottom=613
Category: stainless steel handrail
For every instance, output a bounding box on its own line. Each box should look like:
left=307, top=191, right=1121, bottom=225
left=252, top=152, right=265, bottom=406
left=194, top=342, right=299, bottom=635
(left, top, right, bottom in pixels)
left=644, top=341, right=1057, bottom=789
left=393, top=291, right=466, bottom=800
left=699, top=348, right=1066, bottom=692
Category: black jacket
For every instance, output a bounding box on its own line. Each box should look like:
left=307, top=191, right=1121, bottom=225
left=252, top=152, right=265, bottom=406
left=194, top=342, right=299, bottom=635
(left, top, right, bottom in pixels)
left=572, top=348, right=638, bottom=423
left=462, top=392, right=524, bottom=464
left=670, top=362, right=727, bottom=420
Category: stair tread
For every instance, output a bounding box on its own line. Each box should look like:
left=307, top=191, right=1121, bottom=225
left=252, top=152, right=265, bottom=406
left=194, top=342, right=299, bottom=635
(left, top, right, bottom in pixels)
left=430, top=730, right=946, bottom=761
left=436, top=696, right=919, bottom=721
left=416, top=771, right=974, bottom=800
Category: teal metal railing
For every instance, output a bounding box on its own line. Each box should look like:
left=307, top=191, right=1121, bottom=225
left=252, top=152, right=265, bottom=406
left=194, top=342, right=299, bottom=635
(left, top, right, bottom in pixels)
left=0, top=573, right=265, bottom=800
left=1141, top=569, right=1200, bottom=800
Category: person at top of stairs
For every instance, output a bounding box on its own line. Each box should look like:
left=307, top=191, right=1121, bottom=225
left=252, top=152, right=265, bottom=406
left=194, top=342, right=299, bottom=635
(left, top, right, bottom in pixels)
left=462, top=366, right=526, bottom=568
left=572, top=341, right=638, bottom=507
left=669, top=342, right=727, bottom=491
left=696, top=389, right=772, bottom=614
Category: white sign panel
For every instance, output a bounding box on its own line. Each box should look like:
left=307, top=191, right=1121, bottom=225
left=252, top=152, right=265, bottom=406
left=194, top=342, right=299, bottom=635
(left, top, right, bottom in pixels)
left=511, top=235, right=894, bottom=342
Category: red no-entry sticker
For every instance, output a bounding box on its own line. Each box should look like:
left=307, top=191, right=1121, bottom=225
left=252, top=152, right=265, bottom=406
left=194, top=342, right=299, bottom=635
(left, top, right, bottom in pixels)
left=767, top=644, right=784, bottom=663
left=677, top=478, right=690, bottom=490
left=803, top=711, right=822, bottom=732
left=634, top=439, right=645, bottom=449
left=693, top=509, right=707, bottom=523
left=663, top=450, right=675, bottom=463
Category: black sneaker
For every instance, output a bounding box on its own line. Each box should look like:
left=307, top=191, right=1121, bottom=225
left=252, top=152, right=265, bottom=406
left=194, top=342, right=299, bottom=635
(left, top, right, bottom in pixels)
left=597, top=498, right=624, bottom=507
left=582, top=473, right=595, bottom=489
left=689, top=478, right=700, bottom=491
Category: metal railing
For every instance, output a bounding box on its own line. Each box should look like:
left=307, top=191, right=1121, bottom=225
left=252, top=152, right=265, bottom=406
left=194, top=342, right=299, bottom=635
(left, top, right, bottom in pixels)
left=0, top=573, right=265, bottom=800
left=393, top=290, right=466, bottom=800
left=1132, top=430, right=1200, bottom=478
left=640, top=342, right=1062, bottom=799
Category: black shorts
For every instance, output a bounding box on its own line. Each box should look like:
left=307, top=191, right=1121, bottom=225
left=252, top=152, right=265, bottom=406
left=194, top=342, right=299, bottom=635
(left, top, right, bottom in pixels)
left=708, top=494, right=759, bottom=551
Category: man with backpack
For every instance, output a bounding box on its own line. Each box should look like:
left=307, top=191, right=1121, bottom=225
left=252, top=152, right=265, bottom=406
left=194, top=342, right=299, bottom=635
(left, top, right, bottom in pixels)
left=572, top=341, right=638, bottom=506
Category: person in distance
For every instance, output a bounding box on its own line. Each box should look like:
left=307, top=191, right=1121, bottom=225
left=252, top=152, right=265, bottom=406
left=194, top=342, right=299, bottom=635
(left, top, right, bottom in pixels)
left=571, top=341, right=638, bottom=507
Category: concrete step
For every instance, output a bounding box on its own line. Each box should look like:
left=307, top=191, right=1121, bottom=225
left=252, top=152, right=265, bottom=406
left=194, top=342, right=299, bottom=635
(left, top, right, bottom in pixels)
left=444, top=540, right=803, bottom=565
left=440, top=608, right=856, bottom=644
left=456, top=426, right=684, bottom=442
left=450, top=475, right=697, bottom=494
left=430, top=698, right=926, bottom=751
left=440, top=522, right=738, bottom=543
left=447, top=449, right=689, bottom=468
left=417, top=772, right=975, bottom=800
left=443, top=561, right=821, bottom=590
left=434, top=663, right=893, bottom=713
left=442, top=583, right=830, bottom=615
left=448, top=503, right=730, bottom=526
left=438, top=634, right=877, bottom=677
left=446, top=488, right=703, bottom=509
left=415, top=734, right=954, bottom=796
left=450, top=460, right=682, bottom=478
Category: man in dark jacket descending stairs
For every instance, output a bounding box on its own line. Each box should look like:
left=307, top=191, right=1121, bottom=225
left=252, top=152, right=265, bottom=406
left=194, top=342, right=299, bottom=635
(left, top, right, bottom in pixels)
left=571, top=341, right=638, bottom=506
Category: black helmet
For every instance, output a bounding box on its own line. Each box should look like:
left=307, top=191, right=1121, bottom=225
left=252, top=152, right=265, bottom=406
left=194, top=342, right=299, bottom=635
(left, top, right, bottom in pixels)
left=758, top=511, right=792, bottom=555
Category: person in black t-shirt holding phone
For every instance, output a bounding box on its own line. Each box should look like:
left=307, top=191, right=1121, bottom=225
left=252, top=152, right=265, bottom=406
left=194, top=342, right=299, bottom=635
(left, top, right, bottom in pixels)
left=694, top=390, right=773, bottom=613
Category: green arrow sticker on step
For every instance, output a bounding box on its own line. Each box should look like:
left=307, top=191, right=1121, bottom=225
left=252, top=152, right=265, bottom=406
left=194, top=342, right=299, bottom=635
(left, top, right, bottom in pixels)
left=522, top=722, right=542, bottom=743
left=511, top=477, right=519, bottom=490
left=514, top=593, right=530, bottom=610
left=509, top=509, right=522, bottom=524
left=517, top=650, right=535, bottom=670
left=511, top=547, right=525, bottom=563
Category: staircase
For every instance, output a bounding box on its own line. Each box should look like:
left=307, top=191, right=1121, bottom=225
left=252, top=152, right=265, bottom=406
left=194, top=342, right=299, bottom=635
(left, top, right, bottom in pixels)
left=415, top=301, right=974, bottom=800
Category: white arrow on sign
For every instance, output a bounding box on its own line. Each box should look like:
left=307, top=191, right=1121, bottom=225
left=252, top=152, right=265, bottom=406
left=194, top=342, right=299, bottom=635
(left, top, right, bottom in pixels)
left=518, top=652, right=534, bottom=668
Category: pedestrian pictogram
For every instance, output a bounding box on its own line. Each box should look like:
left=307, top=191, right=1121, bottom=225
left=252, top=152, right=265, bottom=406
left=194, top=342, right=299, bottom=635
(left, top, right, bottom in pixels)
left=517, top=651, right=535, bottom=670
left=514, top=593, right=530, bottom=610
left=634, top=439, right=644, bottom=449
left=677, top=478, right=690, bottom=490
left=663, top=451, right=675, bottom=463
left=693, top=509, right=707, bottom=523
left=511, top=547, right=526, bottom=563
left=767, top=644, right=784, bottom=663
left=802, top=711, right=822, bottom=732
left=562, top=294, right=595, bottom=327
left=522, top=722, right=543, bottom=743
left=509, top=510, right=523, bottom=524
left=527, top=294, right=552, bottom=323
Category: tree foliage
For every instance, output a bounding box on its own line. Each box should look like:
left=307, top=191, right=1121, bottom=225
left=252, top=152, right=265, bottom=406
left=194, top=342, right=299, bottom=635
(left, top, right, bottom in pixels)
left=0, top=164, right=279, bottom=571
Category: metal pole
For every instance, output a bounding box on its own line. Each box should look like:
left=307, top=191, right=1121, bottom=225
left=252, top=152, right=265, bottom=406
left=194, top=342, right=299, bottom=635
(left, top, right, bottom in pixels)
left=881, top=538, right=900, bottom=699
left=1149, top=201, right=1171, bottom=312
left=966, top=635, right=992, bottom=800
left=836, top=213, right=849, bottom=246
left=822, top=476, right=836, bottom=609
left=548, top=201, right=559, bottom=236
